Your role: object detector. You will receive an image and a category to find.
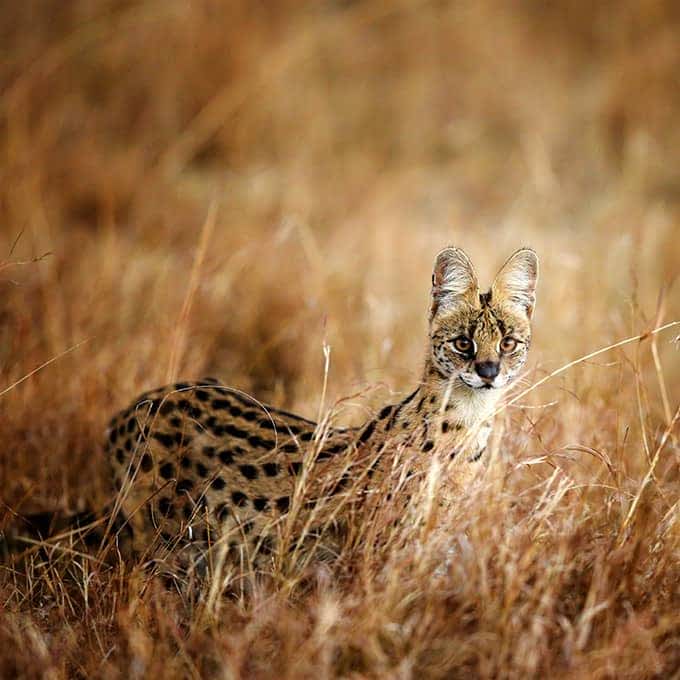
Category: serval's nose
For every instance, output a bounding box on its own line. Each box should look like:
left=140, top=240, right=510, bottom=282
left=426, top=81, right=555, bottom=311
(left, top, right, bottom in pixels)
left=474, top=361, right=500, bottom=383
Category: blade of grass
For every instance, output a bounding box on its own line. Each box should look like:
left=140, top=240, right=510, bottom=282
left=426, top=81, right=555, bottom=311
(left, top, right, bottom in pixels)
left=0, top=339, right=89, bottom=398
left=165, top=201, right=217, bottom=382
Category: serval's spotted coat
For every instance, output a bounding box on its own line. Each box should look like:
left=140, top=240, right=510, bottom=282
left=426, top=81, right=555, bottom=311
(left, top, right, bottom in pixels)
left=103, top=247, right=538, bottom=575
left=6, top=248, right=538, bottom=586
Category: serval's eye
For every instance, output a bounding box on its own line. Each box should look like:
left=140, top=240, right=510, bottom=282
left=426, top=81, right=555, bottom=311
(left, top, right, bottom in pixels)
left=500, top=336, right=517, bottom=353
left=452, top=336, right=473, bottom=354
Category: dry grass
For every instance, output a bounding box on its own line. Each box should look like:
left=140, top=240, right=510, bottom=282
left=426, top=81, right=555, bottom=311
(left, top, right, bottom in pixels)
left=1, top=1, right=680, bottom=677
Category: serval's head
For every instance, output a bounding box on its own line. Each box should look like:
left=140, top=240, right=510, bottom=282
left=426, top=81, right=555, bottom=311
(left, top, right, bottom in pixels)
left=428, top=247, right=539, bottom=391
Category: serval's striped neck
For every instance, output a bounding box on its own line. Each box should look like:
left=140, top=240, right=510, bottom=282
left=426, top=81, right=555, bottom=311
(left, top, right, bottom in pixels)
left=351, top=361, right=503, bottom=465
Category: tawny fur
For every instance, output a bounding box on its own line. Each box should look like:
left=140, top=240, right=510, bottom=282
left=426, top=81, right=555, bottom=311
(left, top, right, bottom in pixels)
left=102, top=247, right=539, bottom=574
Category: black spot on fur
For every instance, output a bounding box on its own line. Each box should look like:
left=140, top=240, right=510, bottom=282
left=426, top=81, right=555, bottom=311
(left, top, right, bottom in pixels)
left=174, top=382, right=191, bottom=391
left=159, top=401, right=175, bottom=416
left=212, top=399, right=233, bottom=411
left=219, top=449, right=234, bottom=465
left=317, top=443, right=346, bottom=460
left=289, top=461, right=303, bottom=476
left=158, top=497, right=173, bottom=517
left=300, top=431, right=313, bottom=442
left=429, top=395, right=436, bottom=404
left=402, top=389, right=419, bottom=407
left=248, top=434, right=274, bottom=449
left=422, top=440, right=435, bottom=452
left=329, top=473, right=351, bottom=495
left=180, top=456, right=192, bottom=469
left=109, top=428, right=118, bottom=444
left=176, top=479, right=194, bottom=493
left=177, top=399, right=191, bottom=413
left=416, top=396, right=426, bottom=413
left=276, top=496, right=290, bottom=513
left=174, top=431, right=192, bottom=447
left=379, top=405, right=394, bottom=420
left=195, top=390, right=211, bottom=402
left=169, top=416, right=182, bottom=428
left=203, top=446, right=216, bottom=458
left=124, top=438, right=133, bottom=452
left=118, top=424, right=126, bottom=437
left=215, top=503, right=229, bottom=521
left=241, top=411, right=258, bottom=422
left=261, top=419, right=303, bottom=435
left=359, top=420, right=376, bottom=444
left=127, top=418, right=137, bottom=433
left=147, top=400, right=161, bottom=416
left=281, top=442, right=299, bottom=453
left=141, top=453, right=153, bottom=472
left=386, top=389, right=417, bottom=430
left=115, top=448, right=125, bottom=464
left=441, top=421, right=450, bottom=433
left=224, top=423, right=249, bottom=439
left=262, top=462, right=280, bottom=477
left=195, top=462, right=209, bottom=478
left=239, top=464, right=258, bottom=480
left=469, top=446, right=486, bottom=462
left=253, top=497, right=268, bottom=512
left=159, top=462, right=175, bottom=479
left=232, top=491, right=248, bottom=507
left=152, top=432, right=175, bottom=449
left=227, top=391, right=258, bottom=408
left=211, top=476, right=226, bottom=490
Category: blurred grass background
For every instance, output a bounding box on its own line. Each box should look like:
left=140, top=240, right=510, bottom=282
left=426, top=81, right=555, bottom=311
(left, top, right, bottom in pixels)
left=1, top=1, right=679, bottom=677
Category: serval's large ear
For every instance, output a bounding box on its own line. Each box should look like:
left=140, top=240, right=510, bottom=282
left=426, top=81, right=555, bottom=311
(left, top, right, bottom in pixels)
left=491, top=248, right=539, bottom=319
left=430, top=247, right=479, bottom=320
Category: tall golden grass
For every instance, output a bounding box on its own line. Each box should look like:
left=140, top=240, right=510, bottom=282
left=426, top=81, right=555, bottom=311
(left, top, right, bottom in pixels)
left=1, top=1, right=679, bottom=677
